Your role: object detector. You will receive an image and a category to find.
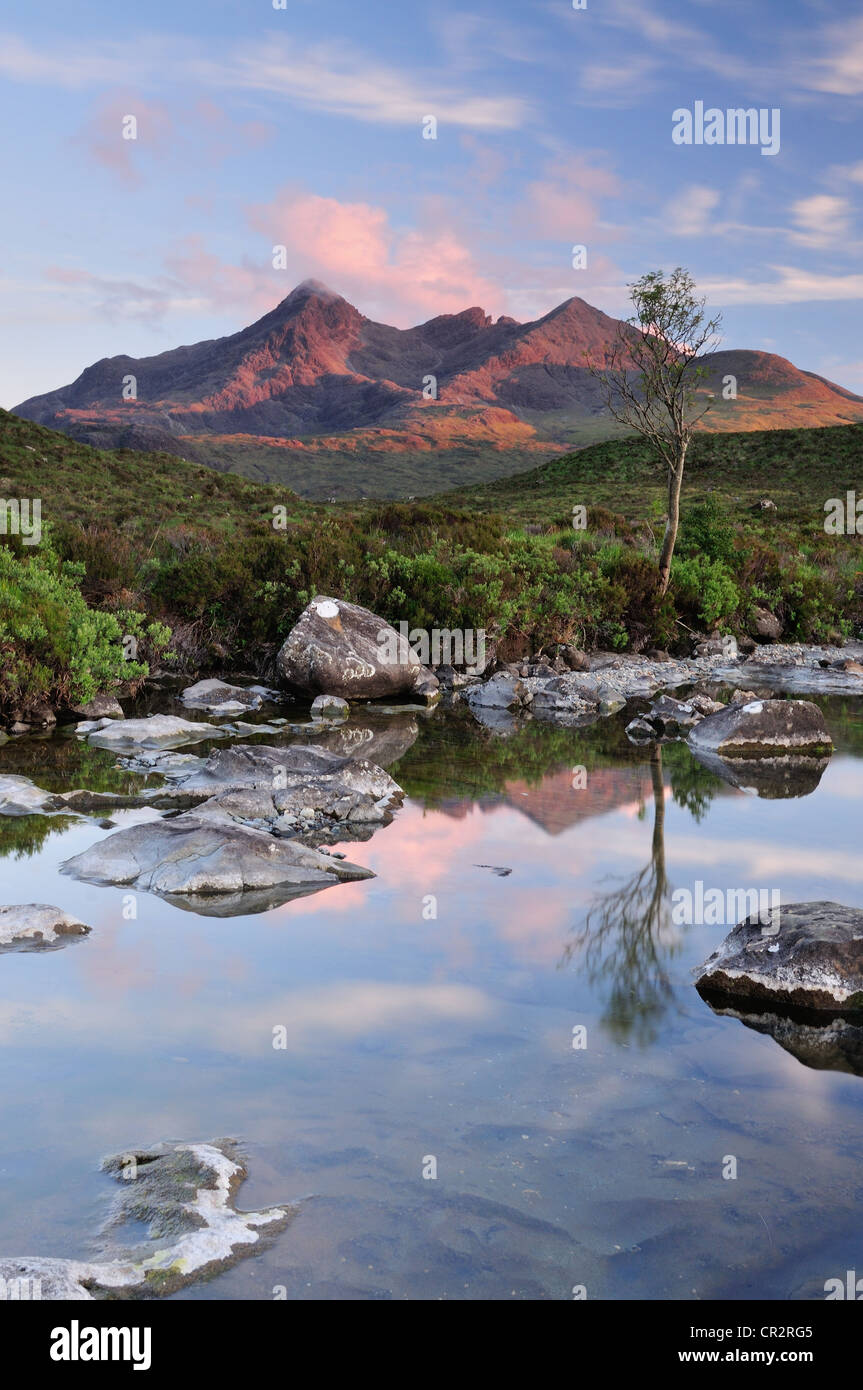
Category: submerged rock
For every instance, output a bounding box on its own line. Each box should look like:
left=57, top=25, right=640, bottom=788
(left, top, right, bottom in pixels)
left=81, top=714, right=229, bottom=750
left=0, top=1141, right=292, bottom=1299
left=687, top=699, right=832, bottom=759
left=277, top=595, right=437, bottom=701
left=695, top=902, right=863, bottom=1012
left=62, top=814, right=373, bottom=911
left=0, top=904, right=90, bottom=952
left=180, top=679, right=263, bottom=714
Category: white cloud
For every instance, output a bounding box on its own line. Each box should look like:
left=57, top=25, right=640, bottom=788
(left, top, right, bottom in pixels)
left=789, top=194, right=853, bottom=249
left=665, top=185, right=720, bottom=236
left=0, top=32, right=528, bottom=130
left=701, top=265, right=863, bottom=305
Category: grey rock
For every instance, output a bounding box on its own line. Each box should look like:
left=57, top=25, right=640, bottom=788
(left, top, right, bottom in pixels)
left=62, top=814, right=373, bottom=913
left=749, top=605, right=783, bottom=642
left=71, top=693, right=125, bottom=720
left=466, top=675, right=530, bottom=710
left=695, top=902, right=863, bottom=1012
left=0, top=775, right=64, bottom=817
left=181, top=679, right=263, bottom=714
left=82, top=714, right=229, bottom=750
left=0, top=904, right=90, bottom=952
left=310, top=693, right=350, bottom=718
left=276, top=595, right=437, bottom=700
left=688, top=698, right=832, bottom=759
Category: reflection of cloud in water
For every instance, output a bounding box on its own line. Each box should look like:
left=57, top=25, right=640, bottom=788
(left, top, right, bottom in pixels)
left=0, top=981, right=493, bottom=1055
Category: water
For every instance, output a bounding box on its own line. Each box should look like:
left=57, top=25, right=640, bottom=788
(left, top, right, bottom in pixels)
left=1, top=696, right=862, bottom=1301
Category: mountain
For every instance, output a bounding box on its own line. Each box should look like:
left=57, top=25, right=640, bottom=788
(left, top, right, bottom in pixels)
left=15, top=280, right=863, bottom=499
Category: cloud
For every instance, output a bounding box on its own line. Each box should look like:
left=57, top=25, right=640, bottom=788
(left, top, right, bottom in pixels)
left=664, top=185, right=721, bottom=237
left=789, top=194, right=853, bottom=249
left=42, top=266, right=209, bottom=322
left=75, top=94, right=173, bottom=187
left=700, top=265, right=863, bottom=305
left=518, top=157, right=621, bottom=241
left=805, top=14, right=863, bottom=96
left=0, top=31, right=527, bottom=130
left=247, top=189, right=505, bottom=323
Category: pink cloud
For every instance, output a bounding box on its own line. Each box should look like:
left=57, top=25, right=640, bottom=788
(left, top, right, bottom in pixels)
left=247, top=188, right=505, bottom=324
left=520, top=156, right=621, bottom=241
left=75, top=93, right=173, bottom=187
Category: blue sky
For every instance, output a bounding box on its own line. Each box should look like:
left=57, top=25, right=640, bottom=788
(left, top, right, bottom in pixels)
left=3, top=0, right=863, bottom=406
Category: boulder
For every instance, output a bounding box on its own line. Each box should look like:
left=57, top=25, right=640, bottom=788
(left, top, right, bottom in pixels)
left=70, top=693, right=125, bottom=720
left=562, top=646, right=591, bottom=672
left=695, top=902, right=863, bottom=1012
left=748, top=606, right=783, bottom=642
left=0, top=904, right=90, bottom=951
left=465, top=675, right=531, bottom=711
left=687, top=699, right=832, bottom=759
left=276, top=596, right=437, bottom=701
left=180, top=679, right=263, bottom=714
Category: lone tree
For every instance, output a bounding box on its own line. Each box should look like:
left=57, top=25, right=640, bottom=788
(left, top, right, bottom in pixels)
left=588, top=268, right=722, bottom=594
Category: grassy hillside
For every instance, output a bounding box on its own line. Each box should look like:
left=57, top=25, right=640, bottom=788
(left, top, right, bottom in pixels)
left=0, top=407, right=311, bottom=538
left=440, top=422, right=863, bottom=535
left=1, top=409, right=861, bottom=720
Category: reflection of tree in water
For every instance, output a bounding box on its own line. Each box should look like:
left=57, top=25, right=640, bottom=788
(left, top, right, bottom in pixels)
left=0, top=813, right=79, bottom=860
left=561, top=745, right=712, bottom=1046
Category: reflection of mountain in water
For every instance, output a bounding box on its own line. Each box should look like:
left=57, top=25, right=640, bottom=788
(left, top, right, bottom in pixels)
left=503, top=766, right=655, bottom=835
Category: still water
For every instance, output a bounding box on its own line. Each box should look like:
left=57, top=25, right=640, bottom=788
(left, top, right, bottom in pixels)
left=1, top=696, right=862, bottom=1300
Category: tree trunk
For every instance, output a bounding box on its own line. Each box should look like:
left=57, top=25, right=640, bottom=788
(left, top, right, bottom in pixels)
left=658, top=447, right=686, bottom=595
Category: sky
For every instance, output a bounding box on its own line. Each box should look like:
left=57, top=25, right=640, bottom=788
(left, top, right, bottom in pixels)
left=2, top=0, right=863, bottom=407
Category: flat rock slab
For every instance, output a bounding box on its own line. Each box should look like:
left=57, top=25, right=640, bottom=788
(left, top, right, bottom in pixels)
left=0, top=1141, right=292, bottom=1300
left=180, top=679, right=263, bottom=714
left=695, top=901, right=863, bottom=1012
left=171, top=742, right=403, bottom=819
left=0, top=904, right=91, bottom=952
left=62, top=813, right=373, bottom=912
left=0, top=774, right=65, bottom=817
left=687, top=699, right=832, bottom=759
left=82, top=714, right=229, bottom=750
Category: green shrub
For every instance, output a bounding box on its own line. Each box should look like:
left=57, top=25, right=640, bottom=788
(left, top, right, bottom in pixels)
left=0, top=543, right=169, bottom=712
left=671, top=554, right=740, bottom=629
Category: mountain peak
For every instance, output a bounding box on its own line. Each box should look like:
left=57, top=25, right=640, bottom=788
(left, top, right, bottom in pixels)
left=290, top=277, right=341, bottom=299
